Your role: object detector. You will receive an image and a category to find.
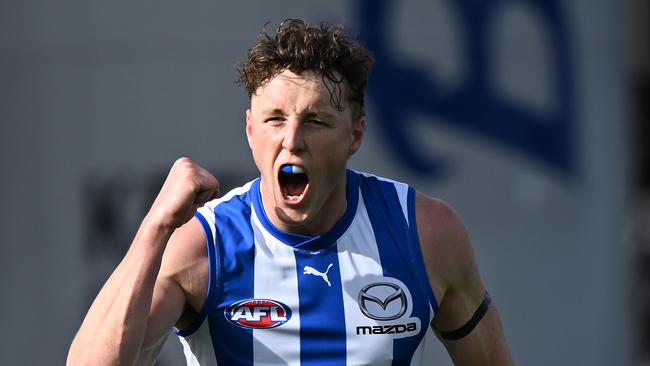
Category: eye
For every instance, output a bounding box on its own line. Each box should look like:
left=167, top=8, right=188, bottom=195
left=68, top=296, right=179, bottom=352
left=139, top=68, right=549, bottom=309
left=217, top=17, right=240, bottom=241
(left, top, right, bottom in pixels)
left=265, top=116, right=285, bottom=125
left=307, top=119, right=327, bottom=127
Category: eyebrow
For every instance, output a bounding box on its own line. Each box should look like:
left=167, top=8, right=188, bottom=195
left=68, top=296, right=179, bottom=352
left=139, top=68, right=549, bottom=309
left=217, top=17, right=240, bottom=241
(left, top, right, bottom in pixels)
left=301, top=111, right=335, bottom=119
left=261, top=108, right=286, bottom=116
left=259, top=108, right=336, bottom=119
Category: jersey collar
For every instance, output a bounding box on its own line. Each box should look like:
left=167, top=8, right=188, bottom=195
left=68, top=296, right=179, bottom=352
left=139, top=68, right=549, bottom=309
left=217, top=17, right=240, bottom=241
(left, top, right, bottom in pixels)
left=251, top=169, right=359, bottom=252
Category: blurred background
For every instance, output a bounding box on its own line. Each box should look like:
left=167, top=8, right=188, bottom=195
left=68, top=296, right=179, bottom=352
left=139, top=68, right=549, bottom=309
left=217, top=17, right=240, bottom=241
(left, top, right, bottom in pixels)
left=0, top=0, right=647, bottom=364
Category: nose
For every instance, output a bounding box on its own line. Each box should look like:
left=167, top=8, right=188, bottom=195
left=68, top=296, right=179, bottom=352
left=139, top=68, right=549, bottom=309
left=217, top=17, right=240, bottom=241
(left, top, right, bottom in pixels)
left=282, top=120, right=305, bottom=153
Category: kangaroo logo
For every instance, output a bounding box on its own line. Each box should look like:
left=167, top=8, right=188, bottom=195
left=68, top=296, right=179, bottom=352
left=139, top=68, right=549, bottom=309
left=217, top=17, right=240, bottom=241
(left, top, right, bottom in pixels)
left=303, top=263, right=333, bottom=287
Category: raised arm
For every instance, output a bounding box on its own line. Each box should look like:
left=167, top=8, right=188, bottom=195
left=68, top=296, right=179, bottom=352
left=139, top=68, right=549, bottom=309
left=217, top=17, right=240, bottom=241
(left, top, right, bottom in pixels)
left=416, top=192, right=514, bottom=365
left=67, top=158, right=218, bottom=365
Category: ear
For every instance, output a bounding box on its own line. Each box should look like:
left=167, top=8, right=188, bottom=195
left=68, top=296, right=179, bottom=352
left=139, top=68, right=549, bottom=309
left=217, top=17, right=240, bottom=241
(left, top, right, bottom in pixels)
left=348, top=116, right=365, bottom=156
left=245, top=109, right=253, bottom=149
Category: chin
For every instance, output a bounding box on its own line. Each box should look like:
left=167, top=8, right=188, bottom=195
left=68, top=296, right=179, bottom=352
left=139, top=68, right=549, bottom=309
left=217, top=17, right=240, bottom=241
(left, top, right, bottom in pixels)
left=275, top=205, right=308, bottom=224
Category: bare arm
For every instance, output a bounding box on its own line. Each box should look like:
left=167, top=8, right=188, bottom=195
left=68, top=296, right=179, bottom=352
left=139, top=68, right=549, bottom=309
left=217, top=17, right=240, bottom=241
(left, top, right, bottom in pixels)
left=416, top=192, right=514, bottom=365
left=67, top=158, right=218, bottom=365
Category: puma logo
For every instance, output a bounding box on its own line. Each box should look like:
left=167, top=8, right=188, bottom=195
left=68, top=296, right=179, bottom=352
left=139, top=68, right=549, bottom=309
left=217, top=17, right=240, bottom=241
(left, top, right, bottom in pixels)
left=303, top=263, right=333, bottom=287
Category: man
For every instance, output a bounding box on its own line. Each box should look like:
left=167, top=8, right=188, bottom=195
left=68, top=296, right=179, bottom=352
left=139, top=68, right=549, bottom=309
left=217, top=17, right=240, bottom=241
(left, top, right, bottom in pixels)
left=68, top=19, right=513, bottom=365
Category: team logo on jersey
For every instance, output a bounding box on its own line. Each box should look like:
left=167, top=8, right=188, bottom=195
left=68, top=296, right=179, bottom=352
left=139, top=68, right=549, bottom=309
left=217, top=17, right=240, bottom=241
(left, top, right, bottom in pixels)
left=356, top=278, right=421, bottom=338
left=225, top=298, right=292, bottom=329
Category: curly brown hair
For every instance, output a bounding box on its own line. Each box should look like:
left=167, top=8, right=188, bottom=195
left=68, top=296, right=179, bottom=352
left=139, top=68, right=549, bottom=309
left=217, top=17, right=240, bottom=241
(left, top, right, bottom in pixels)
left=237, top=19, right=374, bottom=118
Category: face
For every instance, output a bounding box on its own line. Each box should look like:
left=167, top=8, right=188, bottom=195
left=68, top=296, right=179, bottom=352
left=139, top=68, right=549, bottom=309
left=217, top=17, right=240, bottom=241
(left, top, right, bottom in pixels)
left=246, top=69, right=365, bottom=235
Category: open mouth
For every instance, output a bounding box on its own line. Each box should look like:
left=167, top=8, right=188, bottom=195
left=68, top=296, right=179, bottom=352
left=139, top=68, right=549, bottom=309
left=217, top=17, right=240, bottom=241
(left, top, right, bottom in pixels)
left=279, top=164, right=309, bottom=202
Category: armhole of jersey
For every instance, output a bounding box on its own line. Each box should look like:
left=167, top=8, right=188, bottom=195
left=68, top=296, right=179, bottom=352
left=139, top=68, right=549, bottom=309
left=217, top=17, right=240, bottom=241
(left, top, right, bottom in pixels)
left=407, top=187, right=440, bottom=314
left=173, top=211, right=222, bottom=337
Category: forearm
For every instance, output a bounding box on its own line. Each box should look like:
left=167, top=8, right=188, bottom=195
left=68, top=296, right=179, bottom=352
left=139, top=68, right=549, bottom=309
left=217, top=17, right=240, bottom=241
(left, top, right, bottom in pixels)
left=68, top=218, right=174, bottom=365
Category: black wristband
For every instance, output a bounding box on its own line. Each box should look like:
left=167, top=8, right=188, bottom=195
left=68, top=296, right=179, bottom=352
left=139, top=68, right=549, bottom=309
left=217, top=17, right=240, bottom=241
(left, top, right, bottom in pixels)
left=439, top=291, right=492, bottom=341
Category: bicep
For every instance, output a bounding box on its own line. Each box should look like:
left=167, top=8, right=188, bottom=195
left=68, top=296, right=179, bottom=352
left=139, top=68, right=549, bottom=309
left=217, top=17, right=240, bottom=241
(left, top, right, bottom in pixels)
left=138, top=218, right=208, bottom=364
left=415, top=193, right=512, bottom=365
left=415, top=192, right=485, bottom=322
left=137, top=275, right=187, bottom=362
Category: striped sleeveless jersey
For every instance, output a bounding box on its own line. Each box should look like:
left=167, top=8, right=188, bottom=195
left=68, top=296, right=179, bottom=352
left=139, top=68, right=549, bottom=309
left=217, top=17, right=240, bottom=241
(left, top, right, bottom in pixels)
left=174, top=170, right=439, bottom=365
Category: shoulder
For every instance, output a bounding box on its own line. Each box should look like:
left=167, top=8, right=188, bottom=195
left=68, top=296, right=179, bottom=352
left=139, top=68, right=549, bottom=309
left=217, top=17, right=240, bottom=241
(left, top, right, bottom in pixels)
left=415, top=192, right=466, bottom=237
left=415, top=192, right=470, bottom=260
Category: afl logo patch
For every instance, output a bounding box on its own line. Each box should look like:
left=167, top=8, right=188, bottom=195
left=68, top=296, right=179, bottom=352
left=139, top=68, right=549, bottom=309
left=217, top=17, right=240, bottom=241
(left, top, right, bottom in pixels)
left=225, top=299, right=292, bottom=329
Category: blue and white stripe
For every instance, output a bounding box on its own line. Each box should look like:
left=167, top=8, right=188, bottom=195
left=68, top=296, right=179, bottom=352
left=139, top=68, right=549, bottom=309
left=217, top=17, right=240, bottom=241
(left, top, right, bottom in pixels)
left=176, top=170, right=438, bottom=365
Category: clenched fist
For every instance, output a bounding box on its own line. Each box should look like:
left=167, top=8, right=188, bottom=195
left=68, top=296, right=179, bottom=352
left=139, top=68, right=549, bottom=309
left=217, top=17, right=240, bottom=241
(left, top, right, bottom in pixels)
left=145, top=157, right=219, bottom=231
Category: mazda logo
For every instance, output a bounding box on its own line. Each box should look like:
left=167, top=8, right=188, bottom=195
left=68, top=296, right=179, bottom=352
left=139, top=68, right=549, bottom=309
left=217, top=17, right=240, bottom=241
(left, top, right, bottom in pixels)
left=358, top=282, right=407, bottom=321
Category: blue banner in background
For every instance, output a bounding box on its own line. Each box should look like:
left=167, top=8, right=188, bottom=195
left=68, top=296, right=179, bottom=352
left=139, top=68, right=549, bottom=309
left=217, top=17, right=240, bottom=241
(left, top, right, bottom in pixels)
left=354, top=0, right=577, bottom=179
